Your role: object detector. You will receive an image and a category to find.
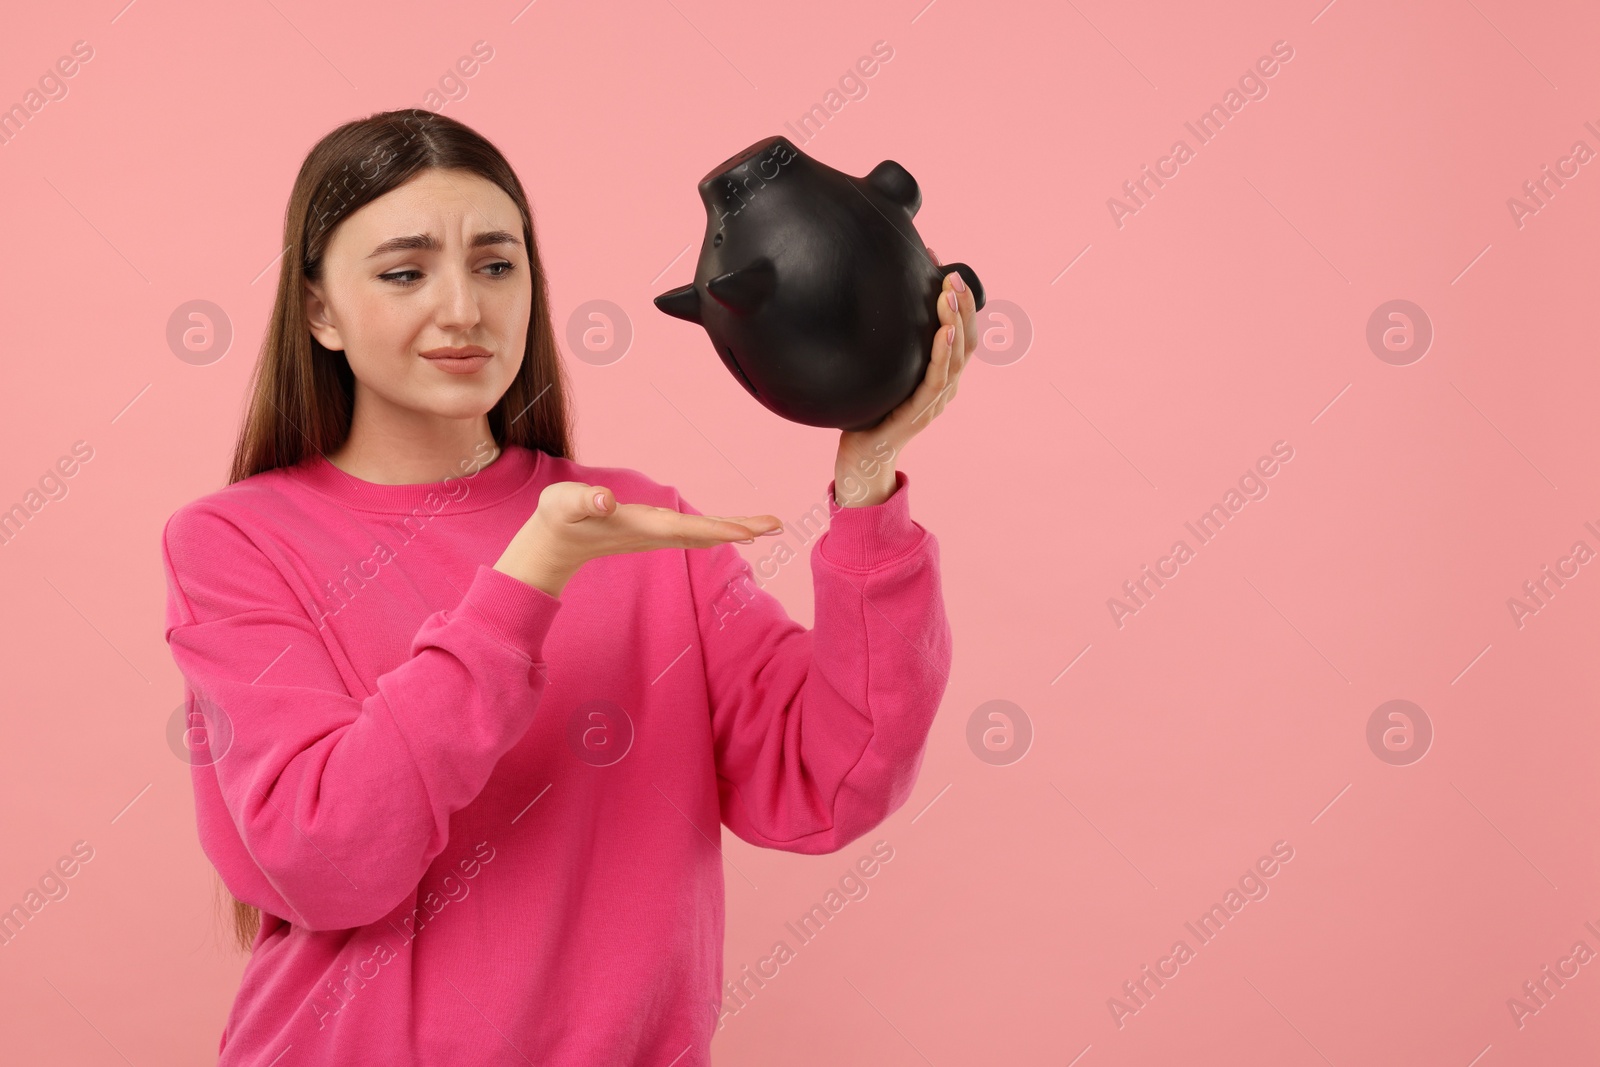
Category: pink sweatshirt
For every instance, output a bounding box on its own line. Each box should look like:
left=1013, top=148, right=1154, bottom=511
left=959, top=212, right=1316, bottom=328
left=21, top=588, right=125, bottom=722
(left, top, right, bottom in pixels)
left=160, top=444, right=952, bottom=1065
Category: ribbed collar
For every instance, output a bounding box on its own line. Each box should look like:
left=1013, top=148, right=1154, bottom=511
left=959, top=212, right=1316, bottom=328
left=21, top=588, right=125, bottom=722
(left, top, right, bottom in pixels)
left=293, top=444, right=542, bottom=515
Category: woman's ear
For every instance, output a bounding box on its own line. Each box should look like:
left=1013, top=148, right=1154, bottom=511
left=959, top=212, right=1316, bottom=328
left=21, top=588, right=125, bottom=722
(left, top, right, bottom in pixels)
left=303, top=280, right=344, bottom=351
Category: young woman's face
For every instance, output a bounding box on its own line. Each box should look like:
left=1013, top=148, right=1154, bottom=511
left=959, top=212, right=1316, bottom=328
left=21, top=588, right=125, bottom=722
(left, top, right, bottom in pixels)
left=304, top=167, right=531, bottom=426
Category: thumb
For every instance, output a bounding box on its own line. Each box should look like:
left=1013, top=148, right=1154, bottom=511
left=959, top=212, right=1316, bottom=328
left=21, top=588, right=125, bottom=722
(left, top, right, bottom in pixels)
left=541, top=480, right=615, bottom=522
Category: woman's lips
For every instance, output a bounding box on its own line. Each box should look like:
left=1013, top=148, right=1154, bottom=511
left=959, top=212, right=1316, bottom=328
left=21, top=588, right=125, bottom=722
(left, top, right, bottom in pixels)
left=421, top=353, right=491, bottom=374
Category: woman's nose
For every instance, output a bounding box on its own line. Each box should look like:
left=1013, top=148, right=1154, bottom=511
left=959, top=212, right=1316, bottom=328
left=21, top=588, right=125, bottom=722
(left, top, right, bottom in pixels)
left=434, top=265, right=481, bottom=327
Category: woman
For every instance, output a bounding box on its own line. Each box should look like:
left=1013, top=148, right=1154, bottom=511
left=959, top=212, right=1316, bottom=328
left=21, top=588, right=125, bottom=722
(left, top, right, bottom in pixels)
left=161, top=108, right=972, bottom=1065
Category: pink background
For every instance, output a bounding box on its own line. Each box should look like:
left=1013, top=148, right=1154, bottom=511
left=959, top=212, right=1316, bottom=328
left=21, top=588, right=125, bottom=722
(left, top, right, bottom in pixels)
left=2, top=0, right=1597, bottom=1062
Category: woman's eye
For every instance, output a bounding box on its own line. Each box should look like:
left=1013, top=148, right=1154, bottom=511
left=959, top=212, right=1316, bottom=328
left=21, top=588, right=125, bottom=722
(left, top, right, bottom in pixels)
left=379, top=263, right=514, bottom=285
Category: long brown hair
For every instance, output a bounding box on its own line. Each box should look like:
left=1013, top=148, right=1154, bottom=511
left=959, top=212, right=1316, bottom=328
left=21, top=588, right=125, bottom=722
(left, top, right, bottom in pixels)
left=218, top=108, right=574, bottom=951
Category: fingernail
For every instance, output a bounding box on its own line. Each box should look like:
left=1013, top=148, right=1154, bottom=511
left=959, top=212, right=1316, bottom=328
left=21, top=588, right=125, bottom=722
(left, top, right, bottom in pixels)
left=762, top=527, right=783, bottom=535
left=593, top=492, right=608, bottom=511
left=737, top=537, right=754, bottom=544
left=946, top=290, right=958, bottom=311
left=951, top=272, right=965, bottom=293
left=946, top=324, right=955, bottom=346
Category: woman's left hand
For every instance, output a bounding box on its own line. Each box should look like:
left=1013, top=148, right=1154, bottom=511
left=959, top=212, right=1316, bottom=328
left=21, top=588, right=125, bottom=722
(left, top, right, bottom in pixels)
left=833, top=250, right=978, bottom=507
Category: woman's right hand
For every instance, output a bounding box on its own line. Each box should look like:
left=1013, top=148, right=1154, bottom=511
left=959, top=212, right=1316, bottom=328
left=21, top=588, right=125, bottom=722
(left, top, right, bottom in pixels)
left=494, top=481, right=783, bottom=598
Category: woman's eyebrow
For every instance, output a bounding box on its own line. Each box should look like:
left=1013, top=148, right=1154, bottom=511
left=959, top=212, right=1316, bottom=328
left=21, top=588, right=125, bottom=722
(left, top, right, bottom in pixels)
left=367, top=230, right=523, bottom=258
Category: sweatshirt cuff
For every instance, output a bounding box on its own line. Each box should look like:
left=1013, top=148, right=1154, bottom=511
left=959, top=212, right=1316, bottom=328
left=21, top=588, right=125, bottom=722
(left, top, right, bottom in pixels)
left=818, top=469, right=924, bottom=571
left=455, top=564, right=562, bottom=659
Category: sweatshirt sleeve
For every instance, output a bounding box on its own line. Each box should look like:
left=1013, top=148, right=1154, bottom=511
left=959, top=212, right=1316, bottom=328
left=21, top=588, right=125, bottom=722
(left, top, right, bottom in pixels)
left=679, top=469, right=953, bottom=854
left=160, top=503, right=561, bottom=931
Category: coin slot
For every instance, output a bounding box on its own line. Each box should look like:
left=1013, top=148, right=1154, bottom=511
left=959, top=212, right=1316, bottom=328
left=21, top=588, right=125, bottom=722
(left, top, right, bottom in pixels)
left=723, top=345, right=758, bottom=396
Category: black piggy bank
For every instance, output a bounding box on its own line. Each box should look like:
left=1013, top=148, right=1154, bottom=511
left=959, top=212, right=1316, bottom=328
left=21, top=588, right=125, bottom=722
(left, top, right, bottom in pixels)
left=653, top=135, right=984, bottom=431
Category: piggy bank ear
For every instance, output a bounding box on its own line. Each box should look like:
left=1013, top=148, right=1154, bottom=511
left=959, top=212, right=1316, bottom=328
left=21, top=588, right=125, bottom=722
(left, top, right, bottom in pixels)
left=706, top=257, right=776, bottom=315
left=866, top=160, right=921, bottom=216
left=653, top=282, right=702, bottom=324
